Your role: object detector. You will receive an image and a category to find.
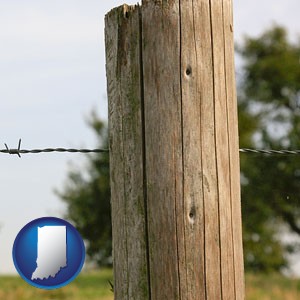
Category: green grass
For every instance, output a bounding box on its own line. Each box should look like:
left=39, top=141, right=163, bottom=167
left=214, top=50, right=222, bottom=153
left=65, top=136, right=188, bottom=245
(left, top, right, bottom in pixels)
left=0, top=269, right=113, bottom=300
left=1, top=269, right=300, bottom=299
left=246, top=273, right=300, bottom=300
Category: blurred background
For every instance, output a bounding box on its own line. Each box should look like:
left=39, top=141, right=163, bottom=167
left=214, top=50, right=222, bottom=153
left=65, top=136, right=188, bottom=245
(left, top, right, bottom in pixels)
left=1, top=0, right=300, bottom=299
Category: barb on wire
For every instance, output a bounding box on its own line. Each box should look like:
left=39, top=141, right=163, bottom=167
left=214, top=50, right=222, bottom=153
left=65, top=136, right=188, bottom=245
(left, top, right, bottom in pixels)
left=1, top=139, right=109, bottom=158
left=4, top=139, right=22, bottom=157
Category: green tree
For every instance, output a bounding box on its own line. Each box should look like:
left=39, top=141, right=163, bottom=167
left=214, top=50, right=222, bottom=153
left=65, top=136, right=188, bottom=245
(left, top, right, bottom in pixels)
left=238, top=25, right=300, bottom=272
left=57, top=114, right=111, bottom=266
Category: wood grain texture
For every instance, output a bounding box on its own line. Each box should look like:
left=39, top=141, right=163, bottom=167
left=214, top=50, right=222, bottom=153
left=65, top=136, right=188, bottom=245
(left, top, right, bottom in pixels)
left=142, top=1, right=182, bottom=299
left=210, top=0, right=236, bottom=298
left=105, top=5, right=149, bottom=299
left=180, top=0, right=220, bottom=299
left=105, top=8, right=128, bottom=299
left=105, top=0, right=244, bottom=299
left=182, top=1, right=223, bottom=298
left=223, top=0, right=245, bottom=298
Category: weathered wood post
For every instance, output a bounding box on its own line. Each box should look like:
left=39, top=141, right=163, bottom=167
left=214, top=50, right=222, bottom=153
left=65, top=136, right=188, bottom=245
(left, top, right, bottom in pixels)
left=105, top=0, right=244, bottom=299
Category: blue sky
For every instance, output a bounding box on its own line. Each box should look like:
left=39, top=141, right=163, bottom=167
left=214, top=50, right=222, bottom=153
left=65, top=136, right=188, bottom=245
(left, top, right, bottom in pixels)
left=0, top=0, right=299, bottom=274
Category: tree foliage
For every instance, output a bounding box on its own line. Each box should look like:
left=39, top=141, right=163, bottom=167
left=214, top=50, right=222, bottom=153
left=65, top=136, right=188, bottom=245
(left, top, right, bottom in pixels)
left=239, top=25, right=300, bottom=272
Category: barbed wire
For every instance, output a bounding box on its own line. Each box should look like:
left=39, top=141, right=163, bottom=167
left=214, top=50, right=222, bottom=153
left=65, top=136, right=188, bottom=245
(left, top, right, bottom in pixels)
left=1, top=139, right=300, bottom=157
left=239, top=149, right=300, bottom=155
left=0, top=139, right=108, bottom=158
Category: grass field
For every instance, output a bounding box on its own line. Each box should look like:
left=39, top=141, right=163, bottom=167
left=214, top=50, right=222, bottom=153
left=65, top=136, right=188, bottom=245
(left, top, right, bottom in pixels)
left=0, top=269, right=114, bottom=300
left=1, top=269, right=300, bottom=299
left=245, top=273, right=300, bottom=300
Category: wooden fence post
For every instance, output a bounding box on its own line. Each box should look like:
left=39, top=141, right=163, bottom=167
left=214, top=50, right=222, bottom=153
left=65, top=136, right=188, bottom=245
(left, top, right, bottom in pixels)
left=105, top=1, right=245, bottom=299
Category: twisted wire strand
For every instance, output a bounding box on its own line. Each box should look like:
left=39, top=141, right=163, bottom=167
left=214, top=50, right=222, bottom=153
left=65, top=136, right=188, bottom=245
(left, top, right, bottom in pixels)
left=1, top=138, right=300, bottom=156
left=0, top=148, right=108, bottom=155
left=239, top=149, right=300, bottom=155
left=1, top=148, right=300, bottom=156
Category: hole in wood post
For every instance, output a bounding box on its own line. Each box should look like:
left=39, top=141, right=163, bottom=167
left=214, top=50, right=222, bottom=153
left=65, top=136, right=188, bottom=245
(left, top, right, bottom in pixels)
left=189, top=208, right=196, bottom=224
left=185, top=65, right=192, bottom=76
left=125, top=11, right=129, bottom=18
